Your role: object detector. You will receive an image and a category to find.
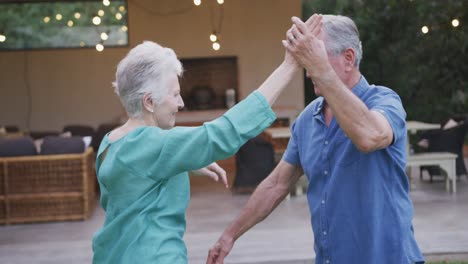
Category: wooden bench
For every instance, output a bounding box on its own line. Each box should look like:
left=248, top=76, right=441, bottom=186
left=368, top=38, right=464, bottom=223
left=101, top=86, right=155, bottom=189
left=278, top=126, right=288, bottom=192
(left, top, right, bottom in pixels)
left=407, top=152, right=457, bottom=193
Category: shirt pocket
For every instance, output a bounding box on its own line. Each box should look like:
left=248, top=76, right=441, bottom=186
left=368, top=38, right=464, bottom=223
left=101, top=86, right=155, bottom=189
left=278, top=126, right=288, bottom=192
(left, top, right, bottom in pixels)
left=333, top=131, right=361, bottom=167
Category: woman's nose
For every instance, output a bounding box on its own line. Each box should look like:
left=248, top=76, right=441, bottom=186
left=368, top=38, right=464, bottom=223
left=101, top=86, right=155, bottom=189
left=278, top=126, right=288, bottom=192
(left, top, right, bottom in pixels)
left=178, top=97, right=185, bottom=109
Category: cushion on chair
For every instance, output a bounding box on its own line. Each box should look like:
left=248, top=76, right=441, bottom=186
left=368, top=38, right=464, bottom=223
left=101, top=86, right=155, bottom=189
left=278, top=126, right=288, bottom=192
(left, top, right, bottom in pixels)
left=0, top=137, right=37, bottom=157
left=41, top=136, right=85, bottom=155
left=28, top=131, right=61, bottom=140
left=91, top=123, right=119, bottom=151
left=233, top=136, right=276, bottom=191
left=63, top=125, right=95, bottom=137
left=4, top=125, right=20, bottom=133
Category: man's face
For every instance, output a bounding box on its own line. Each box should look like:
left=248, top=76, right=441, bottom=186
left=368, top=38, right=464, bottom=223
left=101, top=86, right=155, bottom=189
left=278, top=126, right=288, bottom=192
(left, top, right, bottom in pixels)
left=308, top=32, right=348, bottom=97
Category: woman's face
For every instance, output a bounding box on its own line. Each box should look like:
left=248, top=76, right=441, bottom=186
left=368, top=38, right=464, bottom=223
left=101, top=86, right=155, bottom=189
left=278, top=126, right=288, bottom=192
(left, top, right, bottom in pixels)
left=153, top=74, right=184, bottom=129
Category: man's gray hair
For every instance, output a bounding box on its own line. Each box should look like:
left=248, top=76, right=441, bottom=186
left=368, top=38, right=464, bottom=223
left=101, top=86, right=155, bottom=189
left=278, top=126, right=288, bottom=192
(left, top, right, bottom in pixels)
left=322, top=15, right=362, bottom=68
left=113, top=41, right=183, bottom=118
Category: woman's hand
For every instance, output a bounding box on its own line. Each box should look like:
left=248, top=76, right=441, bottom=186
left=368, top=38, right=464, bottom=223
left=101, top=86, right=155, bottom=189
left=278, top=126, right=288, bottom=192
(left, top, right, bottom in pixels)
left=191, top=162, right=228, bottom=188
left=282, top=15, right=333, bottom=80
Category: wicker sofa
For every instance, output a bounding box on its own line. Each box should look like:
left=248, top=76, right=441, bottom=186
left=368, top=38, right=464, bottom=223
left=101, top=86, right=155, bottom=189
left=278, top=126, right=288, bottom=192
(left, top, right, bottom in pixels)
left=0, top=148, right=96, bottom=224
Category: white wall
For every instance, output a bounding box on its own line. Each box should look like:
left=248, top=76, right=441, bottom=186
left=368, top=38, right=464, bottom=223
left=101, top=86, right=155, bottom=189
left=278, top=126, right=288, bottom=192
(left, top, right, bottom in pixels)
left=0, top=0, right=303, bottom=131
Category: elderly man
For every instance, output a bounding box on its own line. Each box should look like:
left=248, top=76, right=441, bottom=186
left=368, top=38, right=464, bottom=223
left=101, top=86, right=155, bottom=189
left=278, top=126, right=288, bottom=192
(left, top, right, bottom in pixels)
left=207, top=14, right=424, bottom=264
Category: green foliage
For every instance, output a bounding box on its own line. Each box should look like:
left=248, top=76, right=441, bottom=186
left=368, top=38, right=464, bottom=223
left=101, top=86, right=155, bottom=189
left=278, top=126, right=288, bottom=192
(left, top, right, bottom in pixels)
left=303, top=0, right=468, bottom=123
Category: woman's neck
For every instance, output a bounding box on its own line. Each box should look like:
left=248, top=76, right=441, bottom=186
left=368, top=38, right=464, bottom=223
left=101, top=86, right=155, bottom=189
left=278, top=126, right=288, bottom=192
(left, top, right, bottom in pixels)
left=126, top=113, right=156, bottom=128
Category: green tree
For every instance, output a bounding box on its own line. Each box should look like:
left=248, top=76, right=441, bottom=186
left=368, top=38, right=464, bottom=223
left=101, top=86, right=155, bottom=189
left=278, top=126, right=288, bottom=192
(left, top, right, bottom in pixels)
left=303, top=0, right=468, bottom=123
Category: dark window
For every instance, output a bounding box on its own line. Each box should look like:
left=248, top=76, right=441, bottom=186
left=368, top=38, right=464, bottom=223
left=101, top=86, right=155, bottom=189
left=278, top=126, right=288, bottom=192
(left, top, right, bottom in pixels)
left=0, top=0, right=128, bottom=51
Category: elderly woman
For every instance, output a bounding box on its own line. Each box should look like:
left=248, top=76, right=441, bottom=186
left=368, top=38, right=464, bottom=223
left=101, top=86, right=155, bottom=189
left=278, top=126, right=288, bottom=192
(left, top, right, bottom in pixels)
left=92, top=40, right=300, bottom=263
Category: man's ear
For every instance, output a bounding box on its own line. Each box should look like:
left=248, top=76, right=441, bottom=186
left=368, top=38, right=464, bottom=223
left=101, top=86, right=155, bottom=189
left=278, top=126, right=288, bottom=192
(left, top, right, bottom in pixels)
left=142, top=93, right=154, bottom=113
left=343, top=48, right=356, bottom=70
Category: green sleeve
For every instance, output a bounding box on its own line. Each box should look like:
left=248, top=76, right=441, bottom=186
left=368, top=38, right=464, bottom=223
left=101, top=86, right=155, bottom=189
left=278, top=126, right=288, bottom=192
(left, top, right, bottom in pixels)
left=116, top=91, right=276, bottom=180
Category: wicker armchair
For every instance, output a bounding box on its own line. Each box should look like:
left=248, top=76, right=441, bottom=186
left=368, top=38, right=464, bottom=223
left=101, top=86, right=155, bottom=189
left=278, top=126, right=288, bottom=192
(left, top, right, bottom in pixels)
left=0, top=148, right=96, bottom=224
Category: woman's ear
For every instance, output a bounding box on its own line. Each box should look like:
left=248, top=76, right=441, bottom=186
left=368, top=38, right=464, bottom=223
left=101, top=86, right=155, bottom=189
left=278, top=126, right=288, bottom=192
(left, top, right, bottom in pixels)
left=142, top=93, right=154, bottom=113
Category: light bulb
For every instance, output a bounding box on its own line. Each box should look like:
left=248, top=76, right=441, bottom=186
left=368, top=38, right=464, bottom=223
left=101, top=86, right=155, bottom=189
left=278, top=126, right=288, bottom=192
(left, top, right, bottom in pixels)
left=421, top=26, right=429, bottom=34
left=217, top=0, right=224, bottom=4
left=96, top=43, right=104, bottom=52
left=212, top=42, right=220, bottom=51
left=56, top=14, right=63, bottom=21
left=0, top=34, right=6, bottom=42
left=43, top=16, right=50, bottom=23
left=101, top=32, right=109, bottom=40
left=452, top=19, right=460, bottom=27
left=92, top=16, right=102, bottom=25
left=115, top=13, right=122, bottom=20
left=98, top=9, right=105, bottom=17
left=210, top=34, right=217, bottom=42
left=74, top=12, right=81, bottom=19
left=103, top=0, right=110, bottom=7
left=67, top=20, right=74, bottom=27
left=194, top=0, right=201, bottom=6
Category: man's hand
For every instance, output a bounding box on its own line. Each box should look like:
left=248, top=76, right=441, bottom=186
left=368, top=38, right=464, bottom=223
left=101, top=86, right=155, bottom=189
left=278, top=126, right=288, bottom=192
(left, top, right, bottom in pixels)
left=191, top=162, right=228, bottom=188
left=206, top=234, right=235, bottom=264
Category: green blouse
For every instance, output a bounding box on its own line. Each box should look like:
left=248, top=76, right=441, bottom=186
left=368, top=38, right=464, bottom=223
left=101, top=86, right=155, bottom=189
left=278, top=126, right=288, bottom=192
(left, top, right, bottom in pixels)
left=92, top=91, right=276, bottom=263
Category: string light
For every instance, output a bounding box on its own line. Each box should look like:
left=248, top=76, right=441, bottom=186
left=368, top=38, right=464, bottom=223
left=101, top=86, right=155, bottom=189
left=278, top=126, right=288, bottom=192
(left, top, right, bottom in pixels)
left=452, top=19, right=460, bottom=27
left=98, top=9, right=105, bottom=17
left=0, top=34, right=6, bottom=42
left=209, top=0, right=224, bottom=50
left=100, top=32, right=109, bottom=40
left=103, top=0, right=110, bottom=7
left=56, top=14, right=63, bottom=21
left=96, top=43, right=104, bottom=52
left=210, top=33, right=217, bottom=42
left=43, top=16, right=50, bottom=23
left=74, top=12, right=81, bottom=19
left=92, top=16, right=102, bottom=25
left=119, top=6, right=125, bottom=12
left=67, top=20, right=74, bottom=27
left=194, top=0, right=201, bottom=6
left=121, top=25, right=128, bottom=32
left=116, top=13, right=123, bottom=20
left=79, top=41, right=85, bottom=47
left=421, top=26, right=429, bottom=34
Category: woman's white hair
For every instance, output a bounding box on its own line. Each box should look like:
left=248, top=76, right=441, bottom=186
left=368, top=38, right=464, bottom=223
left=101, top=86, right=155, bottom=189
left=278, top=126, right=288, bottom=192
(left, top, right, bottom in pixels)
left=322, top=15, right=363, bottom=68
left=113, top=41, right=183, bottom=118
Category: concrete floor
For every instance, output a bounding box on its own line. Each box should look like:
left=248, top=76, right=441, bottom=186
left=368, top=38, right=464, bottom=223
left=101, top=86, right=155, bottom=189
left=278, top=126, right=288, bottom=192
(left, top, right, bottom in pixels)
left=1, top=167, right=468, bottom=264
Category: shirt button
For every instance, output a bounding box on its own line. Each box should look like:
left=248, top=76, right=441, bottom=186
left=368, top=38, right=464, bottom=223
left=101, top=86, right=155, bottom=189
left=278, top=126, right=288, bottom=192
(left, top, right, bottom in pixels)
left=323, top=231, right=327, bottom=235
left=324, top=170, right=328, bottom=175
left=321, top=200, right=325, bottom=204
left=326, top=260, right=330, bottom=264
left=324, top=140, right=328, bottom=145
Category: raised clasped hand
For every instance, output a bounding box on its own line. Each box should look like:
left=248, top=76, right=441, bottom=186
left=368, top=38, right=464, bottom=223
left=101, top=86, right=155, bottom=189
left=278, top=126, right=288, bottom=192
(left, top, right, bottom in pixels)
left=282, top=14, right=331, bottom=79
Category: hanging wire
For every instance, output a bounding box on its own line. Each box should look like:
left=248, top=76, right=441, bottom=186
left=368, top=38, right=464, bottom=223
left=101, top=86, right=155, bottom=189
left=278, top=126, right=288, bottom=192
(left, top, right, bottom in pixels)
left=210, top=0, right=224, bottom=35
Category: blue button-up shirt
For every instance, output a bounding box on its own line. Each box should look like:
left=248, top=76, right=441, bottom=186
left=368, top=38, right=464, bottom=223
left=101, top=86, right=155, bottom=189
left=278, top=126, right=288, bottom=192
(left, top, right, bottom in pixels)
left=283, top=77, right=424, bottom=264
